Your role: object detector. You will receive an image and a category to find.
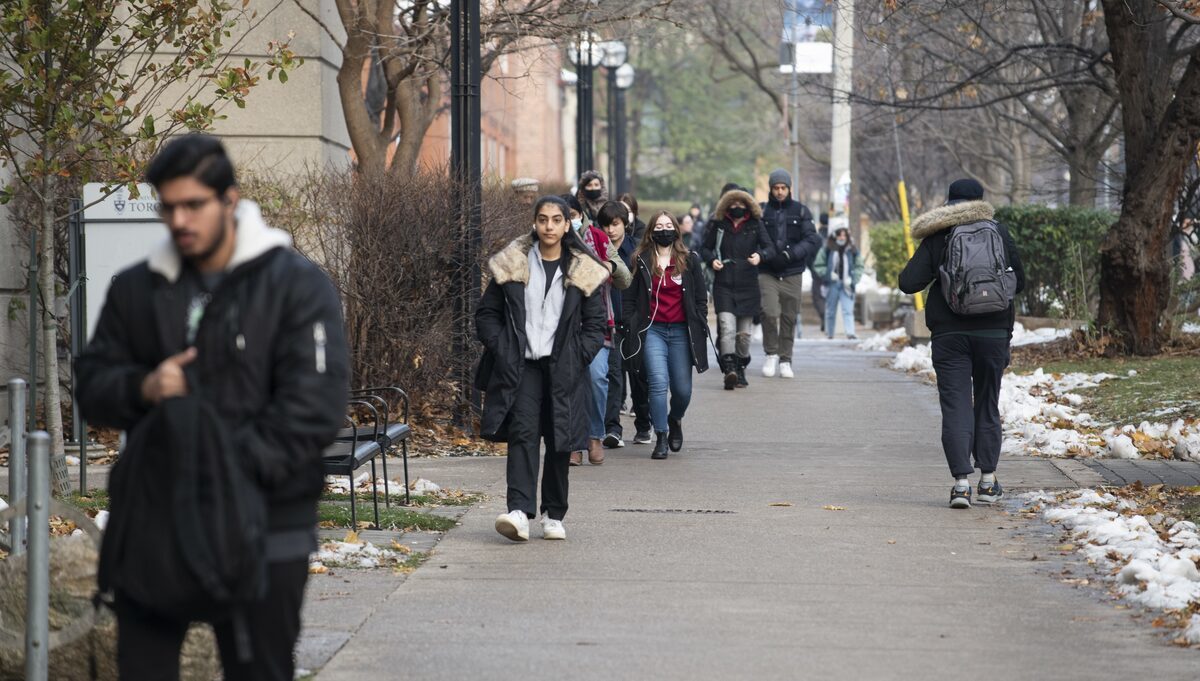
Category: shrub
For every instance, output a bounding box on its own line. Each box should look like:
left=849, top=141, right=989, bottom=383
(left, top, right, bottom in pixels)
left=994, top=205, right=1115, bottom=319
left=244, top=168, right=528, bottom=417
left=866, top=222, right=908, bottom=289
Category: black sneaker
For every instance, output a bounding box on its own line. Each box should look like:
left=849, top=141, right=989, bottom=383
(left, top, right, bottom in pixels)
left=603, top=433, right=625, bottom=449
left=976, top=479, right=1003, bottom=504
left=668, top=418, right=683, bottom=452
left=949, top=485, right=972, bottom=509
left=633, top=430, right=652, bottom=445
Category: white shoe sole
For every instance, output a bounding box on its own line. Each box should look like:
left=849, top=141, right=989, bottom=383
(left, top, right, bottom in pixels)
left=495, top=515, right=529, bottom=541
left=949, top=498, right=971, bottom=509
left=543, top=527, right=566, bottom=540
left=976, top=494, right=1002, bottom=504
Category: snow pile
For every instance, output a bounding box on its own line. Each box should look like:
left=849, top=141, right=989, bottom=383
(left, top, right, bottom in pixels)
left=1185, top=615, right=1200, bottom=645
left=997, top=369, right=1115, bottom=458
left=1183, top=322, right=1200, bottom=335
left=1010, top=321, right=1073, bottom=347
left=410, top=478, right=441, bottom=494
left=325, top=472, right=371, bottom=495
left=856, top=271, right=892, bottom=296
left=857, top=327, right=907, bottom=352
left=94, top=509, right=109, bottom=531
left=64, top=455, right=80, bottom=466
left=892, top=344, right=933, bottom=376
left=0, top=497, right=7, bottom=512
left=310, top=534, right=410, bottom=571
left=1032, top=490, right=1200, bottom=614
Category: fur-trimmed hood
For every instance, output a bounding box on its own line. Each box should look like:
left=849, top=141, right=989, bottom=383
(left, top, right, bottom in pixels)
left=487, top=232, right=609, bottom=297
left=911, top=200, right=995, bottom=240
left=147, top=200, right=292, bottom=283
left=714, top=189, right=763, bottom=221
left=576, top=170, right=608, bottom=217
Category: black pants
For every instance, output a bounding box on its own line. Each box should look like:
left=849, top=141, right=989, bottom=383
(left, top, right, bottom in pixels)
left=809, top=268, right=826, bottom=330
left=507, top=359, right=570, bottom=520
left=604, top=333, right=626, bottom=437
left=930, top=333, right=1010, bottom=479
left=618, top=344, right=651, bottom=436
left=115, top=558, right=309, bottom=681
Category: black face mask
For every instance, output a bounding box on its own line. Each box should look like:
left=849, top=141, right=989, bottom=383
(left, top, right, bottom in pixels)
left=583, top=188, right=603, bottom=201
left=651, top=229, right=678, bottom=247
left=727, top=206, right=747, bottom=220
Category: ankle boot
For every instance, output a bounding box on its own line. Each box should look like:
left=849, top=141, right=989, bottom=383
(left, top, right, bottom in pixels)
left=651, top=431, right=669, bottom=459
left=735, top=356, right=749, bottom=388
left=720, top=354, right=738, bottom=391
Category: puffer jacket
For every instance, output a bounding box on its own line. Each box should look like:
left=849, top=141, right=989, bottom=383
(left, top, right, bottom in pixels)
left=699, top=189, right=776, bottom=317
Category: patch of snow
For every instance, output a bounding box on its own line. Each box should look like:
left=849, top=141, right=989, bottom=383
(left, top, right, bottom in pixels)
left=1036, top=490, right=1200, bottom=613
left=310, top=536, right=408, bottom=570
left=94, top=509, right=109, bottom=531
left=857, top=327, right=907, bottom=352
left=0, top=497, right=7, bottom=512
left=892, top=344, right=933, bottom=375
left=1010, top=321, right=1072, bottom=347
left=410, top=478, right=441, bottom=494
left=65, top=455, right=80, bottom=466
left=1184, top=614, right=1200, bottom=645
left=1182, top=322, right=1200, bottom=335
left=1106, top=434, right=1139, bottom=459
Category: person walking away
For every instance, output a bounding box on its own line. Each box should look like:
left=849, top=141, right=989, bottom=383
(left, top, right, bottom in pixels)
left=700, top=187, right=775, bottom=389
left=476, top=196, right=608, bottom=540
left=814, top=225, right=864, bottom=339
left=898, top=179, right=1025, bottom=509
left=596, top=201, right=651, bottom=447
left=626, top=211, right=710, bottom=459
left=809, top=212, right=830, bottom=332
left=758, top=169, right=821, bottom=379
left=76, top=134, right=350, bottom=681
left=679, top=213, right=696, bottom=249
left=560, top=193, right=631, bottom=465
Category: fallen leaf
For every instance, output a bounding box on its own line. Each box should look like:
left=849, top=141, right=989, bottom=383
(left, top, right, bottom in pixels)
left=390, top=540, right=412, bottom=554
left=309, top=564, right=328, bottom=574
left=343, top=530, right=360, bottom=544
left=822, top=505, right=847, bottom=511
left=887, top=540, right=897, bottom=545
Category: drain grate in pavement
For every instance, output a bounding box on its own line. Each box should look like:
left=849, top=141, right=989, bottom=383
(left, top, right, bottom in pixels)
left=610, top=508, right=735, bottom=514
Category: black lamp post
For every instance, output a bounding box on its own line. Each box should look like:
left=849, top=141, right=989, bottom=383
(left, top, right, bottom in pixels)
left=450, top=0, right=481, bottom=426
left=569, top=35, right=602, bottom=177
left=609, top=63, right=634, bottom=197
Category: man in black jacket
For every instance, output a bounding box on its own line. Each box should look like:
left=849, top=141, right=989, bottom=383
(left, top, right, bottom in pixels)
left=76, top=135, right=349, bottom=680
left=758, top=169, right=821, bottom=379
left=899, top=179, right=1025, bottom=511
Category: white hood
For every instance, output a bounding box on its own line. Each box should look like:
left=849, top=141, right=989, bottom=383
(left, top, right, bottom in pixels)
left=147, top=199, right=293, bottom=282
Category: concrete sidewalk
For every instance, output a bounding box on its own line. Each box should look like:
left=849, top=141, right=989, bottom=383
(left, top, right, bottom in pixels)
left=314, top=340, right=1196, bottom=679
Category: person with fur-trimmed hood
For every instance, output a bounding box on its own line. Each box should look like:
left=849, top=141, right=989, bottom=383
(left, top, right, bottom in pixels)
left=577, top=170, right=609, bottom=227
left=475, top=196, right=609, bottom=542
left=899, top=179, right=1026, bottom=510
left=699, top=187, right=775, bottom=389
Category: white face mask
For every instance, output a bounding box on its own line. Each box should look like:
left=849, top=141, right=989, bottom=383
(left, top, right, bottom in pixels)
left=571, top=218, right=583, bottom=231
left=836, top=238, right=847, bottom=247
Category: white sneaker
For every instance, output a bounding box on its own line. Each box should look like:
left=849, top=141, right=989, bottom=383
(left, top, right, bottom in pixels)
left=762, top=354, right=779, bottom=377
left=495, top=510, right=529, bottom=541
left=778, top=362, right=794, bottom=379
left=541, top=516, right=566, bottom=540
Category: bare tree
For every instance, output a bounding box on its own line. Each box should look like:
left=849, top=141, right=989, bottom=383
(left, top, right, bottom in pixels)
left=304, top=0, right=673, bottom=175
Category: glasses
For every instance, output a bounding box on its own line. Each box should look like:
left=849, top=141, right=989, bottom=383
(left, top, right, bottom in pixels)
left=158, top=195, right=220, bottom=219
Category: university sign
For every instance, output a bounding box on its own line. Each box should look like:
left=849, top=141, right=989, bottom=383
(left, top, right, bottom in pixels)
left=82, top=183, right=160, bottom=221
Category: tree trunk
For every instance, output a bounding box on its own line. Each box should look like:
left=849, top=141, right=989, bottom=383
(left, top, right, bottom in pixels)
left=1066, top=149, right=1101, bottom=207
left=1096, top=0, right=1200, bottom=355
left=39, top=180, right=71, bottom=496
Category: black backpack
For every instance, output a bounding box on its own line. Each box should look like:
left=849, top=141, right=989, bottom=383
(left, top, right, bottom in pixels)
left=98, top=394, right=267, bottom=625
left=938, top=220, right=1018, bottom=315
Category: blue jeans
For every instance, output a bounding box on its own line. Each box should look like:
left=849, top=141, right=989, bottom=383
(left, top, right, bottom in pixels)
left=644, top=323, right=693, bottom=433
left=825, top=281, right=856, bottom=338
left=587, top=346, right=610, bottom=440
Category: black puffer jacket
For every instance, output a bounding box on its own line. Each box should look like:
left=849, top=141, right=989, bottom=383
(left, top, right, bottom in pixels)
left=699, top=189, right=776, bottom=317
left=76, top=201, right=350, bottom=533
left=760, top=195, right=821, bottom=279
left=475, top=231, right=608, bottom=450
left=899, top=200, right=1027, bottom=336
left=622, top=250, right=711, bottom=375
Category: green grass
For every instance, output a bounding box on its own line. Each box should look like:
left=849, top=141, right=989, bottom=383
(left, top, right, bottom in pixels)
left=316, top=502, right=456, bottom=532
left=1009, top=355, right=1200, bottom=425
left=1180, top=498, right=1200, bottom=526
left=61, top=490, right=110, bottom=512
left=321, top=491, right=482, bottom=507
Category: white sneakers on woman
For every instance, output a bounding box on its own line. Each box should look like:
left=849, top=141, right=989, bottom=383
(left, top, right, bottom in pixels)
left=495, top=509, right=566, bottom=541
left=762, top=354, right=779, bottom=377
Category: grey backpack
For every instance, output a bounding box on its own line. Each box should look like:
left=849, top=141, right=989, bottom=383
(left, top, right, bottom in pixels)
left=938, top=220, right=1017, bottom=315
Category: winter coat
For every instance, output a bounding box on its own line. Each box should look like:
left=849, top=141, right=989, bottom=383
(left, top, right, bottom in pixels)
left=577, top=170, right=609, bottom=221
left=699, top=189, right=776, bottom=317
left=622, top=250, right=711, bottom=376
left=813, top=243, right=865, bottom=290
left=759, top=196, right=822, bottom=279
left=76, top=201, right=350, bottom=534
left=898, top=200, right=1026, bottom=336
left=475, top=232, right=609, bottom=450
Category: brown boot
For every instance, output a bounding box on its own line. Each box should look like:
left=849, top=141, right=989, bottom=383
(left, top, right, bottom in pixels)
left=588, top=438, right=605, bottom=465
left=569, top=450, right=583, bottom=466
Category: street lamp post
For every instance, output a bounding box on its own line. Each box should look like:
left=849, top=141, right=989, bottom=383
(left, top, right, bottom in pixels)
left=597, top=41, right=629, bottom=194
left=450, top=0, right=481, bottom=427
left=569, top=36, right=603, bottom=177
left=611, top=63, right=635, bottom=197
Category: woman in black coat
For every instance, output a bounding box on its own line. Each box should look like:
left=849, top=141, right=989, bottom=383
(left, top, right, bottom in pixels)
left=475, top=196, right=608, bottom=542
left=699, top=188, right=775, bottom=389
left=623, top=210, right=710, bottom=460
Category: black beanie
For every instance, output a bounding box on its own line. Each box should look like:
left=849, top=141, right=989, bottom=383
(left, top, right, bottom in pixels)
left=947, top=178, right=984, bottom=202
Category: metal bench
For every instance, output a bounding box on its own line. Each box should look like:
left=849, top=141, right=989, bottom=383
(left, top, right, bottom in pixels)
left=322, top=399, right=385, bottom=529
